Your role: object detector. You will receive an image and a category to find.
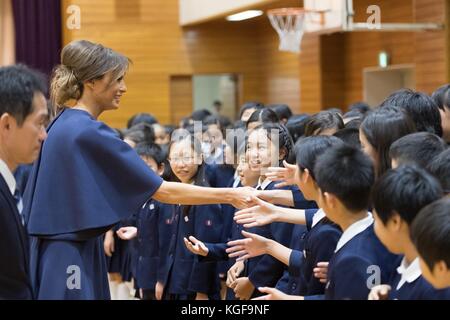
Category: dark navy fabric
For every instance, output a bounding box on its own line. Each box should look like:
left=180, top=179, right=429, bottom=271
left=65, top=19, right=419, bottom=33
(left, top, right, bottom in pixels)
left=24, top=108, right=163, bottom=299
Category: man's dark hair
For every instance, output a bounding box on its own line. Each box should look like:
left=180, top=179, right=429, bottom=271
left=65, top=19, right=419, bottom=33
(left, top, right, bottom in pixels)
left=0, top=64, right=47, bottom=126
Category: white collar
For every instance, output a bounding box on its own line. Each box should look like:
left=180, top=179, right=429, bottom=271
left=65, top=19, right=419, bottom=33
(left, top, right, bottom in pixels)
left=396, top=257, right=422, bottom=290
left=312, top=209, right=326, bottom=228
left=256, top=177, right=272, bottom=190
left=232, top=175, right=241, bottom=188
left=0, top=159, right=16, bottom=195
left=335, top=213, right=373, bottom=252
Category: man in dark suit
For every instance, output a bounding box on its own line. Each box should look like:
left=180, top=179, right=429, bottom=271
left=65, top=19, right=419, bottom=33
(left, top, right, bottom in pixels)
left=0, top=65, right=48, bottom=299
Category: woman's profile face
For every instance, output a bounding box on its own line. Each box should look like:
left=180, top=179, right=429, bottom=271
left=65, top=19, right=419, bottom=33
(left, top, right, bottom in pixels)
left=90, top=71, right=127, bottom=111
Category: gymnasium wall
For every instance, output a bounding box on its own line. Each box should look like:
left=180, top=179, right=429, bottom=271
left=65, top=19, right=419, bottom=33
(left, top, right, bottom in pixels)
left=62, top=0, right=449, bottom=127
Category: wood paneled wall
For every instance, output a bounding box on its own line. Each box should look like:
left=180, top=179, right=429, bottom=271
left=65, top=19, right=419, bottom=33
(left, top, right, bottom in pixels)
left=62, top=0, right=263, bottom=128
left=61, top=0, right=448, bottom=126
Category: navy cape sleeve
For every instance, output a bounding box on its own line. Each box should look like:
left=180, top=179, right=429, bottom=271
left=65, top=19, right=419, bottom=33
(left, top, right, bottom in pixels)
left=25, top=109, right=163, bottom=235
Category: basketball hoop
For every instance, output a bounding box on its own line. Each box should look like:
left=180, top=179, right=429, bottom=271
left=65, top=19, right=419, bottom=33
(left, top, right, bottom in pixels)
left=267, top=7, right=325, bottom=53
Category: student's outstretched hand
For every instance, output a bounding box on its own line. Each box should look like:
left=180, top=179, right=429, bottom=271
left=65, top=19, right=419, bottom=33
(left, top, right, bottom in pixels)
left=183, top=236, right=209, bottom=257
left=226, top=261, right=245, bottom=288
left=368, top=285, right=391, bottom=300
left=116, top=227, right=138, bottom=240
left=313, top=262, right=329, bottom=284
left=231, top=187, right=255, bottom=209
left=226, top=231, right=270, bottom=261
left=234, top=196, right=279, bottom=228
left=103, top=230, right=115, bottom=257
left=253, top=287, right=303, bottom=300
left=232, top=277, right=255, bottom=300
left=265, top=161, right=298, bottom=188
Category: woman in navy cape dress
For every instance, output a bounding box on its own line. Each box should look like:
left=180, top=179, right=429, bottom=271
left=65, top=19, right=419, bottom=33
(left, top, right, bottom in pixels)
left=22, top=40, right=250, bottom=300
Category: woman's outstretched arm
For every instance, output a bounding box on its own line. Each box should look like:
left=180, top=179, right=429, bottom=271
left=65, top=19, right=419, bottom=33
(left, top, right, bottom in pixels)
left=153, top=181, right=253, bottom=209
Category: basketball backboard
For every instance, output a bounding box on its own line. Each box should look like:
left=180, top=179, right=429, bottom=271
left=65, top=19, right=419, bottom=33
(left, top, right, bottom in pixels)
left=303, top=0, right=349, bottom=34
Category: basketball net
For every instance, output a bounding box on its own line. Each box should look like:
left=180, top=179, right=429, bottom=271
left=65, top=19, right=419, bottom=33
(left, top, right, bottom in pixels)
left=268, top=8, right=306, bottom=54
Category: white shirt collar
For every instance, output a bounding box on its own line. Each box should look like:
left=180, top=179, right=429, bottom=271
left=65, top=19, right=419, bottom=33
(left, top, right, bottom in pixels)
left=396, top=257, right=422, bottom=290
left=256, top=177, right=272, bottom=190
left=0, top=159, right=16, bottom=195
left=232, top=175, right=241, bottom=188
left=335, top=213, right=373, bottom=252
left=312, top=209, right=326, bottom=228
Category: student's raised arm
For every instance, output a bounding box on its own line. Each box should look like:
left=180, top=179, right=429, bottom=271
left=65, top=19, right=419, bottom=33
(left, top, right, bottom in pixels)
left=153, top=181, right=253, bottom=209
left=234, top=196, right=307, bottom=227
left=226, top=231, right=293, bottom=266
left=255, top=189, right=295, bottom=207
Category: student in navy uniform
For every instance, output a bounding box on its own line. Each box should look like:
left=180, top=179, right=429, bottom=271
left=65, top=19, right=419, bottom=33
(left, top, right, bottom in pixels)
left=161, top=134, right=226, bottom=300
left=117, top=143, right=168, bottom=300
left=184, top=151, right=261, bottom=300
left=369, top=166, right=450, bottom=300
left=230, top=123, right=298, bottom=300
left=23, top=40, right=252, bottom=300
left=411, top=198, right=450, bottom=290
left=0, top=65, right=48, bottom=299
left=229, top=136, right=343, bottom=297
left=252, top=145, right=398, bottom=300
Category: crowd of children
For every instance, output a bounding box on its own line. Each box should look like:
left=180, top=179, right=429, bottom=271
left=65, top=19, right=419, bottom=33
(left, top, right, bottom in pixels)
left=1, top=40, right=449, bottom=301
left=106, top=83, right=450, bottom=301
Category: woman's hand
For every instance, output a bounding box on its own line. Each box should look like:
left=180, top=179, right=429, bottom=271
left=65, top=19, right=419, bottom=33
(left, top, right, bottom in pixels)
left=103, top=230, right=115, bottom=257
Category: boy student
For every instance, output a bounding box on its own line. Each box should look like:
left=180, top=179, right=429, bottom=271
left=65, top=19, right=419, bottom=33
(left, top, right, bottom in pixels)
left=369, top=166, right=450, bottom=300
left=411, top=198, right=450, bottom=290
left=254, top=144, right=398, bottom=300
left=389, top=132, right=447, bottom=169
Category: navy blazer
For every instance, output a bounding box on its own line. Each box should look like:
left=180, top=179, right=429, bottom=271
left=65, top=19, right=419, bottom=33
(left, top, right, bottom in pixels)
left=247, top=182, right=295, bottom=292
left=389, top=268, right=450, bottom=300
left=289, top=211, right=342, bottom=296
left=317, top=225, right=398, bottom=300
left=0, top=175, right=33, bottom=299
left=163, top=203, right=225, bottom=296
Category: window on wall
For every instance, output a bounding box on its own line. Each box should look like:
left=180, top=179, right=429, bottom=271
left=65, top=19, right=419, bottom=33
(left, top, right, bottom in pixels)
left=193, top=74, right=239, bottom=121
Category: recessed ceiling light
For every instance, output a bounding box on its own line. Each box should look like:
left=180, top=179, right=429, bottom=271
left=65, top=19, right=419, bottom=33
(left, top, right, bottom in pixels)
left=226, top=10, right=263, bottom=22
